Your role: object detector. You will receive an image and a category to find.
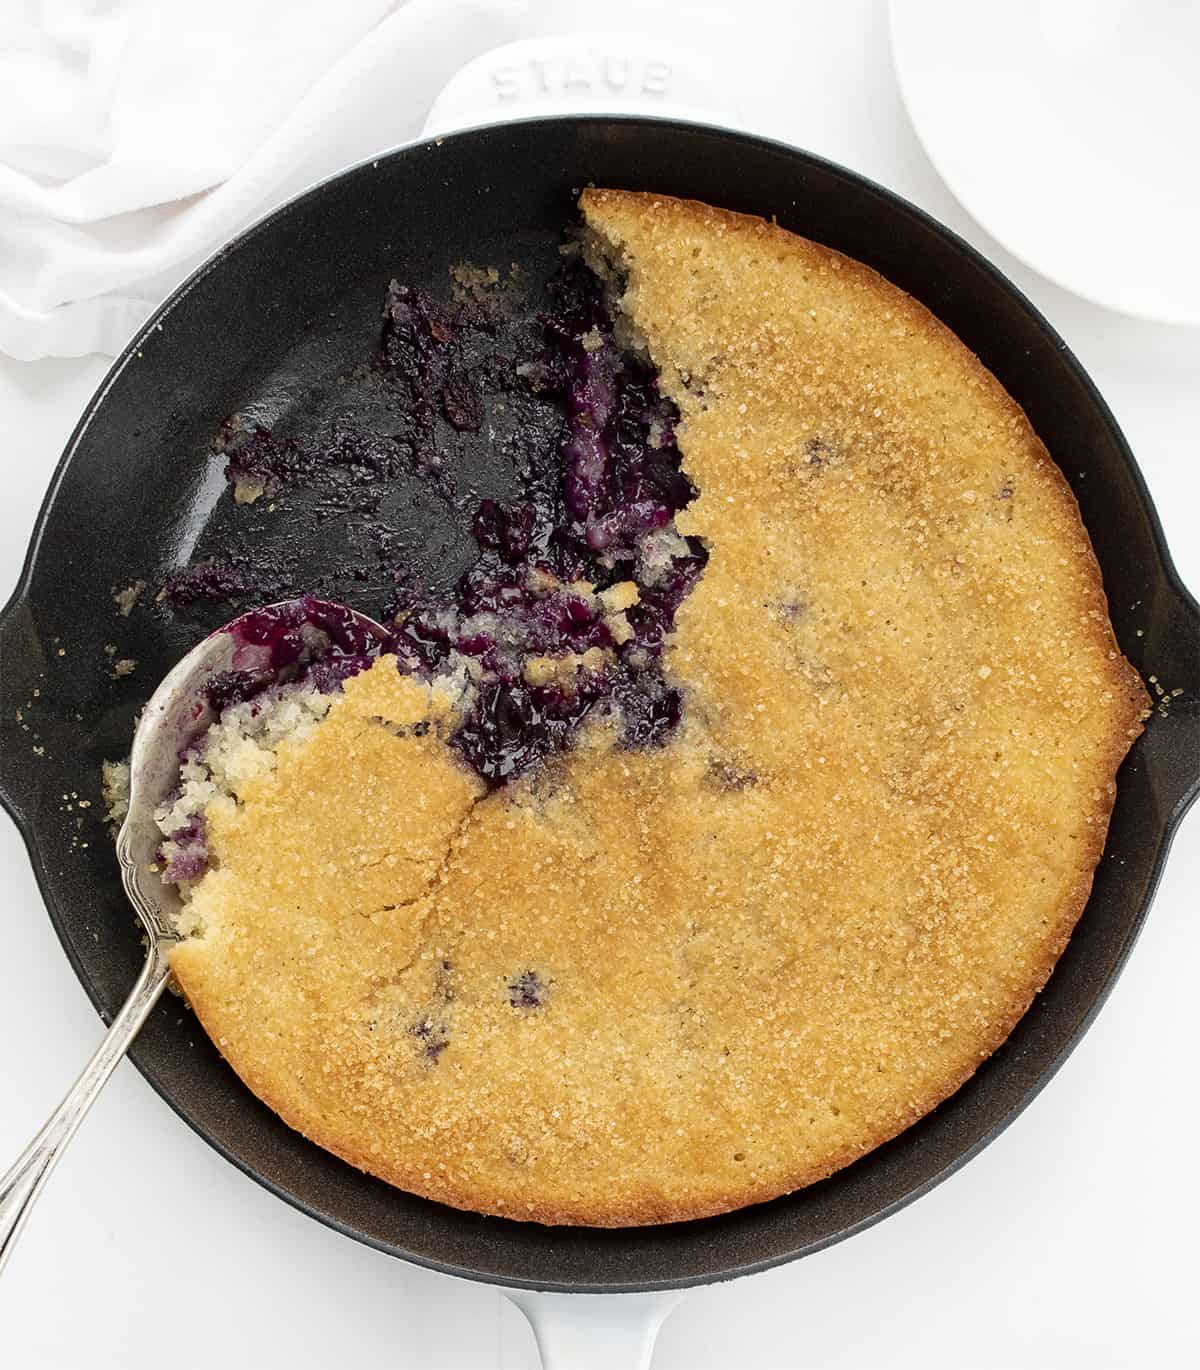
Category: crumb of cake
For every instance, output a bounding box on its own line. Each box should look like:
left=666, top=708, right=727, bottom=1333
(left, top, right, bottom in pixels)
left=112, top=658, right=137, bottom=678
left=521, top=646, right=611, bottom=688
left=232, top=476, right=266, bottom=505
left=449, top=262, right=500, bottom=301
left=598, top=580, right=639, bottom=613
left=113, top=580, right=146, bottom=616
left=101, top=759, right=130, bottom=826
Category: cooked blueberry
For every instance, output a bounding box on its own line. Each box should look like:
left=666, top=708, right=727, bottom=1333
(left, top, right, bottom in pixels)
left=205, top=668, right=270, bottom=712
left=158, top=815, right=209, bottom=882
left=508, top=970, right=550, bottom=1009
left=473, top=499, right=537, bottom=562
left=441, top=364, right=482, bottom=431
left=410, top=1016, right=450, bottom=1061
left=452, top=679, right=595, bottom=783
left=160, top=559, right=252, bottom=608
left=379, top=283, right=456, bottom=377
left=616, top=677, right=683, bottom=748
left=163, top=849, right=208, bottom=882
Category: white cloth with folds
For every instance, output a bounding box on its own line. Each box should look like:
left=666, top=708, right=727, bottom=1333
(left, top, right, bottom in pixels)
left=0, top=0, right=739, bottom=360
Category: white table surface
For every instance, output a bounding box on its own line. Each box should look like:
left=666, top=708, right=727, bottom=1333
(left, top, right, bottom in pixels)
left=2, top=3, right=1198, bottom=1366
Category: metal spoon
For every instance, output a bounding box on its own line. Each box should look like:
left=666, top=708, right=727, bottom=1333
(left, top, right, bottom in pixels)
left=0, top=597, right=391, bottom=1275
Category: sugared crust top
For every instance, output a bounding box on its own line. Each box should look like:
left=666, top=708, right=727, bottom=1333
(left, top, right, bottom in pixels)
left=168, top=190, right=1147, bottom=1227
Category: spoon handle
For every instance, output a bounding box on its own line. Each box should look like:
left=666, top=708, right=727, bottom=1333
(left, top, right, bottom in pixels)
left=0, top=941, right=173, bottom=1276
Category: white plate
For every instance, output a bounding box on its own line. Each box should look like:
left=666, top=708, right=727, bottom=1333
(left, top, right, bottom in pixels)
left=889, top=0, right=1200, bottom=326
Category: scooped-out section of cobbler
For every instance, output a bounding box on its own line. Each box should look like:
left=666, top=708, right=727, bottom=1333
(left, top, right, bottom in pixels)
left=385, top=254, right=705, bottom=782
left=153, top=250, right=707, bottom=890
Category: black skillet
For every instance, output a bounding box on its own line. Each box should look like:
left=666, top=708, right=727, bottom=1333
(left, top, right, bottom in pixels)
left=0, top=118, right=1197, bottom=1294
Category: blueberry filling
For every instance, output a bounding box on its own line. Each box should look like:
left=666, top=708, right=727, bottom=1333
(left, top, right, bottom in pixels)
left=205, top=595, right=394, bottom=712
left=508, top=970, right=550, bottom=1010
left=218, top=290, right=494, bottom=508
left=386, top=256, right=706, bottom=783
left=159, top=816, right=208, bottom=883
left=410, top=1016, right=451, bottom=1061
left=204, top=669, right=268, bottom=714
left=206, top=257, right=703, bottom=788
left=160, top=559, right=254, bottom=608
left=378, top=281, right=485, bottom=437
left=221, top=425, right=420, bottom=503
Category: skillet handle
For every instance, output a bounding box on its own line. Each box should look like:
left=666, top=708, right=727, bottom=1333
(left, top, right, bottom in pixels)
left=506, top=1289, right=684, bottom=1370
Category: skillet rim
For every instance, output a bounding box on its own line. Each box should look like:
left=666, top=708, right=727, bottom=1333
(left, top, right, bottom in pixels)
left=0, top=114, right=1196, bottom=1293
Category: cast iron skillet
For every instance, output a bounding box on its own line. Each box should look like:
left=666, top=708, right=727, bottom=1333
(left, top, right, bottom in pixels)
left=0, top=118, right=1197, bottom=1293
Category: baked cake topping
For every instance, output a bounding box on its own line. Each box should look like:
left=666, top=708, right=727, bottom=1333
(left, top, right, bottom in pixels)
left=153, top=190, right=1147, bottom=1227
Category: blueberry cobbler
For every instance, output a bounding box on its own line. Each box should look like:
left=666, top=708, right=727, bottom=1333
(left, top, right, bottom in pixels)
left=148, top=191, right=1146, bottom=1226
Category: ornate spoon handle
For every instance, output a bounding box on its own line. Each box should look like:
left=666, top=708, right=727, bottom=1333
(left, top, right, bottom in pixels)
left=0, top=942, right=173, bottom=1276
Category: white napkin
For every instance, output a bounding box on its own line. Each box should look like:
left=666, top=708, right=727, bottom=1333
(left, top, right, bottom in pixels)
left=0, top=0, right=765, bottom=360
left=0, top=0, right=543, bottom=360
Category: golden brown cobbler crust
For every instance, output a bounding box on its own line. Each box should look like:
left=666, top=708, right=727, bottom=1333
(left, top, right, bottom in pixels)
left=169, top=190, right=1148, bottom=1226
